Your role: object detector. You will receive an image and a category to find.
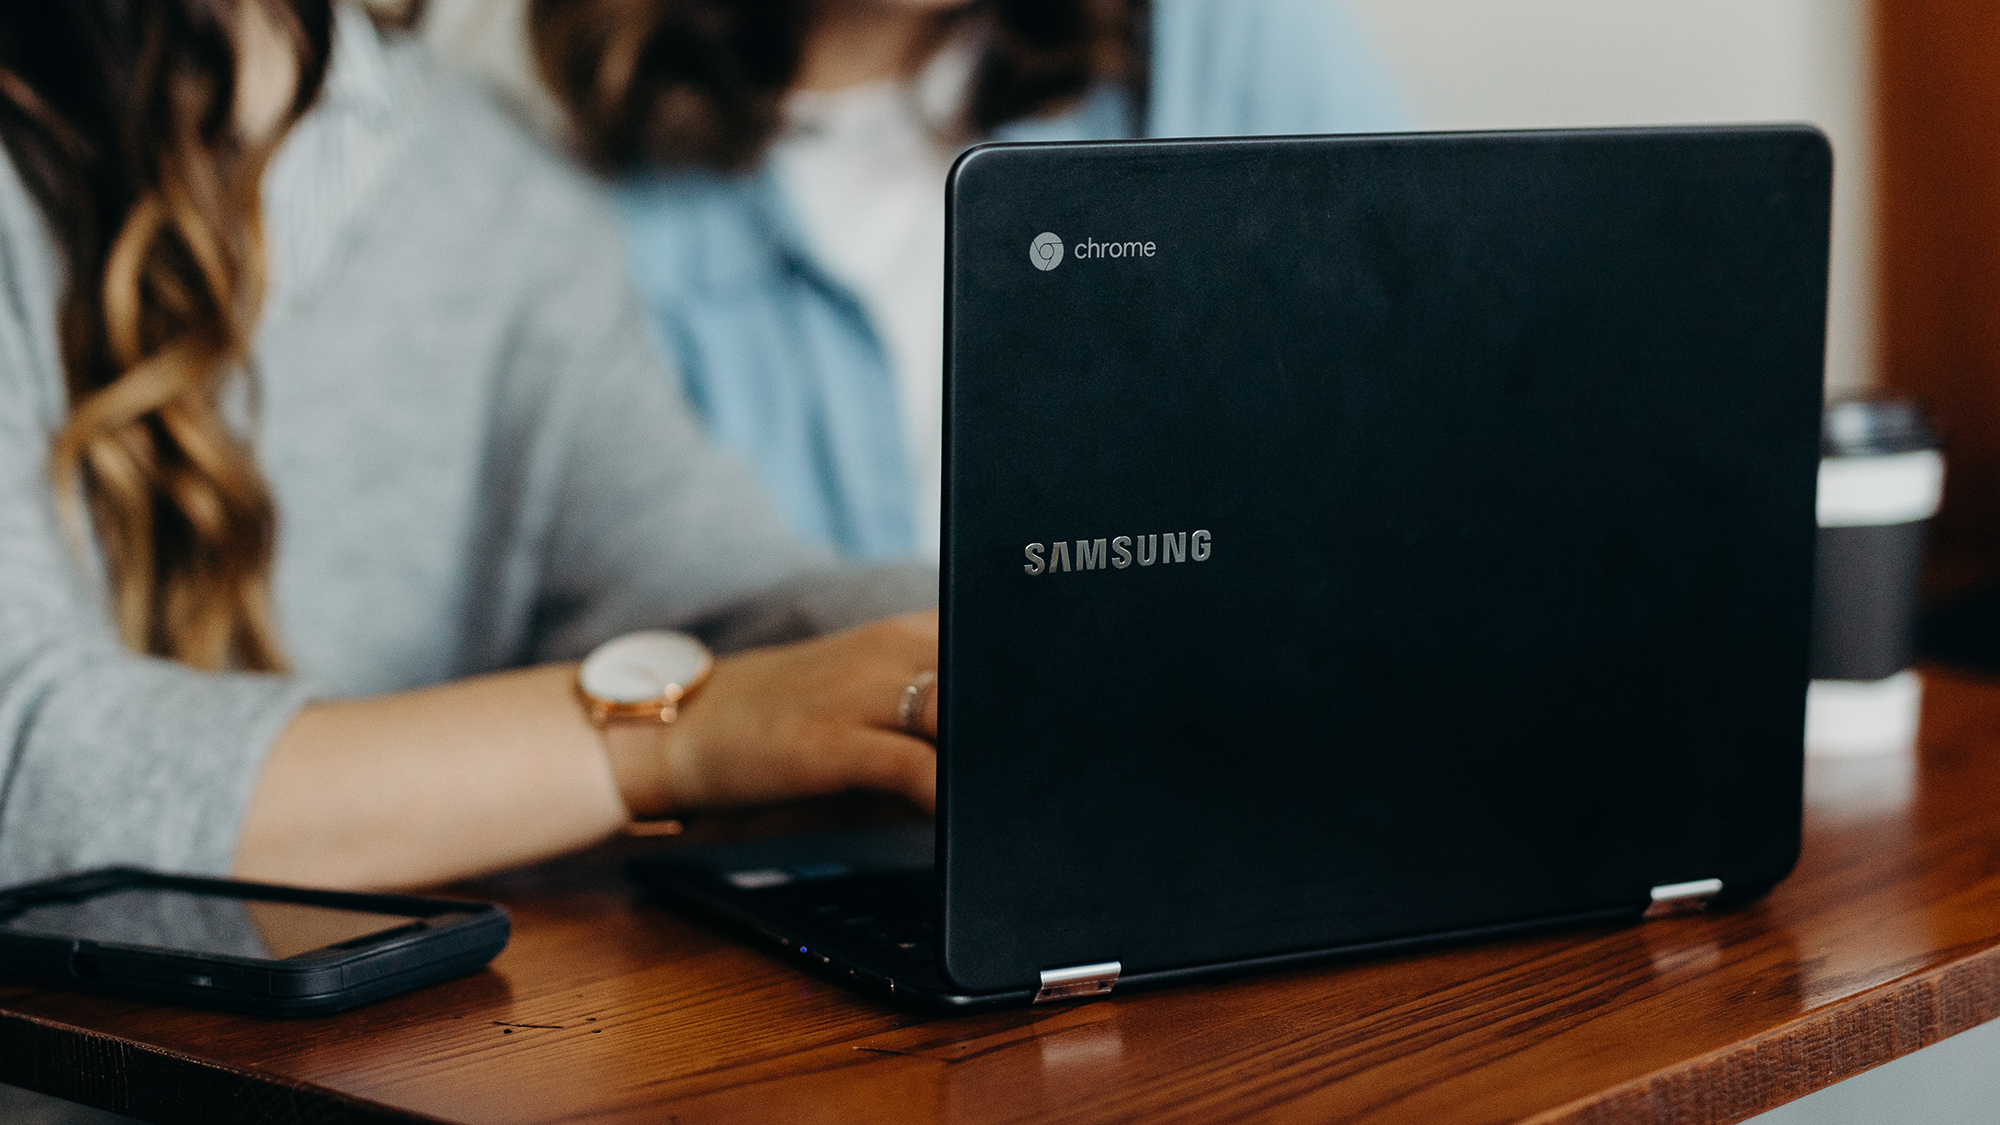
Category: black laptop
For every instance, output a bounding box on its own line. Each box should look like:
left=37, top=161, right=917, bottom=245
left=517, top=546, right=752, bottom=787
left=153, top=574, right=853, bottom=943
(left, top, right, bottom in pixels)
left=630, top=126, right=1833, bottom=1012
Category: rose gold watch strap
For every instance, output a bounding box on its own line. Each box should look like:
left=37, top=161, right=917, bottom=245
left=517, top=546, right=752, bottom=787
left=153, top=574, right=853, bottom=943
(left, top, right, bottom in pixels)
left=599, top=720, right=677, bottom=821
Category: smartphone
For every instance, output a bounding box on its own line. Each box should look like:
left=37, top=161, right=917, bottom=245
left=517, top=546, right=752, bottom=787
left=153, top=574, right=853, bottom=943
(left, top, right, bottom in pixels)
left=0, top=867, right=509, bottom=1016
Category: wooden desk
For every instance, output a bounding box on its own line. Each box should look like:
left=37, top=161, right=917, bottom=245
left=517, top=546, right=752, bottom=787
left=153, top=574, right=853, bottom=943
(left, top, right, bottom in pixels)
left=7, top=670, right=2000, bottom=1125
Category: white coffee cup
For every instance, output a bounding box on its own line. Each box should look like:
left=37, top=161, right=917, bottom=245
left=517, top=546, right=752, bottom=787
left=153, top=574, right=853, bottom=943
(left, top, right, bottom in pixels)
left=1804, top=398, right=1943, bottom=759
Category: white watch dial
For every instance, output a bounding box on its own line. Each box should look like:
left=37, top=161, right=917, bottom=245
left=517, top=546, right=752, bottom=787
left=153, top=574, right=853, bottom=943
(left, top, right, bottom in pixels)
left=579, top=631, right=713, bottom=704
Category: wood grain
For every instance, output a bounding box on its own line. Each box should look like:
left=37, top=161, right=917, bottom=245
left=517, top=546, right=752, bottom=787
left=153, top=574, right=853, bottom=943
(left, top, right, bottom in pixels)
left=9, top=670, right=2000, bottom=1125
left=1875, top=0, right=2000, bottom=596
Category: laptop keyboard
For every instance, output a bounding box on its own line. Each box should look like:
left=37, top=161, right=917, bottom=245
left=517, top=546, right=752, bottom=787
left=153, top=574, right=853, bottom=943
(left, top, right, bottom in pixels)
left=760, top=871, right=938, bottom=965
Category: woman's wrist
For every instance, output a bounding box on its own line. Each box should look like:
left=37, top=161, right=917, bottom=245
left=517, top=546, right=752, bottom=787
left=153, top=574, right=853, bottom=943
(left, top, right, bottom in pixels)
left=584, top=611, right=942, bottom=825
left=573, top=631, right=716, bottom=820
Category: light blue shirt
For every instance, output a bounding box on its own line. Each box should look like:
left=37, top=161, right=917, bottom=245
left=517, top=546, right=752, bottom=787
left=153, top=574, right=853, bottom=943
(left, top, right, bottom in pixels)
left=615, top=0, right=1413, bottom=559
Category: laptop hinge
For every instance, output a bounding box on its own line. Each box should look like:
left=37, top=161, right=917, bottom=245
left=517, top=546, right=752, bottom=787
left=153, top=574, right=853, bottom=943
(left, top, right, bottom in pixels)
left=1643, top=878, right=1723, bottom=919
left=1034, top=961, right=1122, bottom=1004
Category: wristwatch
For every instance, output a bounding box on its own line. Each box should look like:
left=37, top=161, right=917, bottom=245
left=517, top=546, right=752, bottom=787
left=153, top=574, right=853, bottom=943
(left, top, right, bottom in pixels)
left=575, top=630, right=714, bottom=819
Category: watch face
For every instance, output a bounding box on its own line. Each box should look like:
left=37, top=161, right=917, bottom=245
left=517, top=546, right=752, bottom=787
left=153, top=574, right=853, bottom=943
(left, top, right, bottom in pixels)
left=579, top=631, right=713, bottom=705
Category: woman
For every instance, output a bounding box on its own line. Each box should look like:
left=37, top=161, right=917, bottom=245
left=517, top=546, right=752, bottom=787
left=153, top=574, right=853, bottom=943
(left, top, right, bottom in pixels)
left=0, top=1, right=940, bottom=891
left=509, top=0, right=1410, bottom=560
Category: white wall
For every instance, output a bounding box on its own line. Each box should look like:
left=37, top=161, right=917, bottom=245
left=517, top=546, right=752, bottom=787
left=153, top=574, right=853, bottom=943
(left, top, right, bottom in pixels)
left=1347, top=0, right=1875, bottom=395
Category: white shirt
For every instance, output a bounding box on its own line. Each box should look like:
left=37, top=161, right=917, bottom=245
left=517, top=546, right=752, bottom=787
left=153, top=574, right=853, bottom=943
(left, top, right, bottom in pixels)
left=769, top=47, right=976, bottom=562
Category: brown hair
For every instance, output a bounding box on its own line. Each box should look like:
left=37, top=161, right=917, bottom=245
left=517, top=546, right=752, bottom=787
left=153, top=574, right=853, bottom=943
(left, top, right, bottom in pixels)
left=0, top=2, right=332, bottom=671
left=529, top=0, right=1148, bottom=173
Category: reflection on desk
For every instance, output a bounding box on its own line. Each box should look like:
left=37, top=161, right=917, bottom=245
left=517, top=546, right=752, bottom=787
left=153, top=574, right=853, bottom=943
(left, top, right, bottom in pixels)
left=7, top=669, right=2000, bottom=1124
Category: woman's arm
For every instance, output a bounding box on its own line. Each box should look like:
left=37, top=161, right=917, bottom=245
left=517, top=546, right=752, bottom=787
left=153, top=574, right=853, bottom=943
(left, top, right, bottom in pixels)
left=0, top=37, right=942, bottom=893
left=231, top=663, right=626, bottom=890
left=0, top=161, right=316, bottom=887
left=233, top=612, right=940, bottom=890
left=240, top=85, right=951, bottom=892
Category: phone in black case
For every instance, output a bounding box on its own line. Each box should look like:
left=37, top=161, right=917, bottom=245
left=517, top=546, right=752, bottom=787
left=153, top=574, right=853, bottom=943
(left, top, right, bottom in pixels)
left=0, top=867, right=509, bottom=1015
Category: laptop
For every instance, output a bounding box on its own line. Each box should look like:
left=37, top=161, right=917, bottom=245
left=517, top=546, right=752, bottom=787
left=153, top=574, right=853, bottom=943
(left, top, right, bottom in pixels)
left=630, top=126, right=1833, bottom=1012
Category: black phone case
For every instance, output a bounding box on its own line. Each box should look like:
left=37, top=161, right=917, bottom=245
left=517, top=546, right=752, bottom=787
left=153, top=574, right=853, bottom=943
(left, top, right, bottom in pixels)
left=0, top=868, right=510, bottom=1016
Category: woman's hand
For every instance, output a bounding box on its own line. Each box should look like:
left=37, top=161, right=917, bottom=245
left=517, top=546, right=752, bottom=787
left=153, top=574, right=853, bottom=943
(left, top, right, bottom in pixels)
left=659, top=610, right=940, bottom=812
left=236, top=610, right=940, bottom=890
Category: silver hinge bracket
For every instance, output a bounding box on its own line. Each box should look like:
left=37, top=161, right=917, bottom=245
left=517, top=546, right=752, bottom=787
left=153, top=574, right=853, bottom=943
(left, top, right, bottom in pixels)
left=1034, top=961, right=1122, bottom=1004
left=1643, top=877, right=1723, bottom=919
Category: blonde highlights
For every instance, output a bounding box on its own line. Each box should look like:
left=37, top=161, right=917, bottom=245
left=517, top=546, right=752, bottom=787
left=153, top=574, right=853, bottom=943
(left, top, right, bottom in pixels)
left=1, top=1, right=331, bottom=671
left=52, top=143, right=285, bottom=670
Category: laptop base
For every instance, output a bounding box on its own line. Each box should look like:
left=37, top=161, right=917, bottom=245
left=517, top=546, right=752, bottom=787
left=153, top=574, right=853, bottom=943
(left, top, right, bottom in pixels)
left=628, top=825, right=1644, bottom=1013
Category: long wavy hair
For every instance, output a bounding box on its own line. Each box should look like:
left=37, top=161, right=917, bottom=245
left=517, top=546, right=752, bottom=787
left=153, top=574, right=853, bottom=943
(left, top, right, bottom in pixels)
left=528, top=0, right=1148, bottom=173
left=0, top=1, right=333, bottom=670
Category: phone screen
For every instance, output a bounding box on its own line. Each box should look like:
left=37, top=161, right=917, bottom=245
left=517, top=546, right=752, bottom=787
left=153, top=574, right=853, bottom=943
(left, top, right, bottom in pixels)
left=0, top=888, right=424, bottom=960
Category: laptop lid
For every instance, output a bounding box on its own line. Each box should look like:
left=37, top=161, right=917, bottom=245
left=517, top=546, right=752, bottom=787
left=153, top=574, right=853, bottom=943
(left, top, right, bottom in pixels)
left=938, top=127, right=1831, bottom=994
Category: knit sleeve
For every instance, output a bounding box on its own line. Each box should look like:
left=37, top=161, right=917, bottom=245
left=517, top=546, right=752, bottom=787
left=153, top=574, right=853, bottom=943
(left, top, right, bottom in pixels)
left=499, top=169, right=936, bottom=661
left=0, top=160, right=310, bottom=886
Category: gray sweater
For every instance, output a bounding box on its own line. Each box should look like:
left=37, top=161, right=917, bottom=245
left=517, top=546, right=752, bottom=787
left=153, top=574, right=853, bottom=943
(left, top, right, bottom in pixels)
left=0, top=27, right=930, bottom=886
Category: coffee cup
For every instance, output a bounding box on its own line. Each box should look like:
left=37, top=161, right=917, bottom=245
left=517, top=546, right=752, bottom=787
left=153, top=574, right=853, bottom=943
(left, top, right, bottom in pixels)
left=1804, top=397, right=1944, bottom=758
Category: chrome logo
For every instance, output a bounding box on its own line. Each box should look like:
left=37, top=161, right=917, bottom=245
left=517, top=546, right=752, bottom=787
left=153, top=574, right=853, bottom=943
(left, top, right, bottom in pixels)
left=1030, top=232, right=1064, bottom=271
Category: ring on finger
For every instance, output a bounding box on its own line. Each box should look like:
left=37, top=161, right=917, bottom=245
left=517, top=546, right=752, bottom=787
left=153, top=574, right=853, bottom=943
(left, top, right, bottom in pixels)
left=898, top=670, right=937, bottom=737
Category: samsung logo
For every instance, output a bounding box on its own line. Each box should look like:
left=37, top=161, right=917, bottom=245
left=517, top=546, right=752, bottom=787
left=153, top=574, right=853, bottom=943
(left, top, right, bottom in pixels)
left=1023, top=531, right=1211, bottom=575
left=1029, top=232, right=1158, bottom=272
